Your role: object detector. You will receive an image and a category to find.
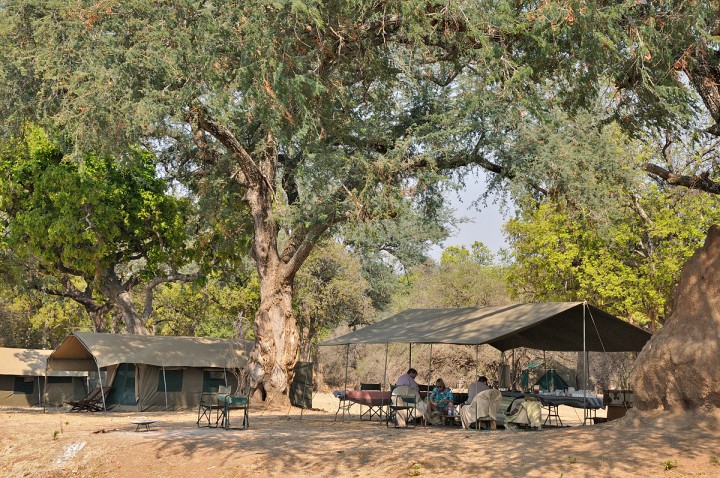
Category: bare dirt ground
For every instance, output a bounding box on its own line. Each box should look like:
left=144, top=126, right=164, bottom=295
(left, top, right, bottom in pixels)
left=1, top=393, right=719, bottom=478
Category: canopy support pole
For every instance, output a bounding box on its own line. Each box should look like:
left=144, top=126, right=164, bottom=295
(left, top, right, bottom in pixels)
left=42, top=374, right=48, bottom=412
left=543, top=350, right=547, bottom=390
left=476, top=345, right=479, bottom=377
left=512, top=349, right=516, bottom=391
left=427, top=344, right=433, bottom=389
left=383, top=343, right=388, bottom=391
left=499, top=351, right=505, bottom=389
left=162, top=366, right=169, bottom=411
left=96, top=361, right=107, bottom=414
left=409, top=343, right=412, bottom=368
left=342, top=343, right=350, bottom=421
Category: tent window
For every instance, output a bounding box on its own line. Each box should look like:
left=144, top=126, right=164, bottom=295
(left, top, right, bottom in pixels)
left=159, top=370, right=184, bottom=392
left=47, top=377, right=73, bottom=384
left=202, top=371, right=225, bottom=392
left=13, top=377, right=34, bottom=394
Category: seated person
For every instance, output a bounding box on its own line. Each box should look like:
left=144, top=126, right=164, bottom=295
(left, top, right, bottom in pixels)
left=429, top=378, right=453, bottom=415
left=505, top=396, right=542, bottom=429
left=395, top=368, right=419, bottom=389
left=466, top=375, right=491, bottom=405
left=391, top=384, right=430, bottom=427
left=460, top=388, right=502, bottom=430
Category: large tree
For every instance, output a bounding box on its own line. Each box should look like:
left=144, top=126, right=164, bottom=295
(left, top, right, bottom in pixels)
left=1, top=1, right=464, bottom=400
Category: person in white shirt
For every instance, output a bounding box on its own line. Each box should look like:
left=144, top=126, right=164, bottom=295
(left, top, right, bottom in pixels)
left=392, top=368, right=435, bottom=426
left=466, top=375, right=491, bottom=405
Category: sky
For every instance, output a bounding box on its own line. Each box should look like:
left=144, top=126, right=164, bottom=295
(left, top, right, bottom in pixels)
left=429, top=176, right=510, bottom=261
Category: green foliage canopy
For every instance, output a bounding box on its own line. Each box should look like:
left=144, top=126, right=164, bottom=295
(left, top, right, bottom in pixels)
left=0, top=126, right=196, bottom=332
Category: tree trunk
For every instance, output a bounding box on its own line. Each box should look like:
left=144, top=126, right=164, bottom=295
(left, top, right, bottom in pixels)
left=99, top=270, right=149, bottom=335
left=245, top=275, right=299, bottom=404
left=194, top=120, right=321, bottom=403
left=84, top=305, right=112, bottom=333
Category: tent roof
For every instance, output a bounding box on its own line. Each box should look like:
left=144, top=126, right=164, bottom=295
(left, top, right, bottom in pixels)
left=0, top=347, right=85, bottom=377
left=319, top=302, right=651, bottom=352
left=47, top=332, right=252, bottom=372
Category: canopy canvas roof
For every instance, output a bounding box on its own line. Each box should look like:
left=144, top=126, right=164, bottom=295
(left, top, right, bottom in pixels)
left=319, top=302, right=651, bottom=352
left=47, top=332, right=252, bottom=372
left=0, top=347, right=85, bottom=377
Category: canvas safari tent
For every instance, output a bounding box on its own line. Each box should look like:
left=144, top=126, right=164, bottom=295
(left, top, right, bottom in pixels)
left=47, top=332, right=252, bottom=411
left=0, top=347, right=87, bottom=408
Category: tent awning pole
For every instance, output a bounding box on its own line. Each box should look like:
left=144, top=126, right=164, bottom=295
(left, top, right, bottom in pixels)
left=162, top=366, right=168, bottom=411
left=512, top=349, right=515, bottom=391
left=499, top=351, right=505, bottom=389
left=97, top=361, right=107, bottom=414
left=342, top=344, right=350, bottom=421
left=43, top=374, right=48, bottom=412
left=383, top=343, right=388, bottom=391
left=43, top=361, right=51, bottom=412
left=427, top=344, right=433, bottom=389
left=409, top=343, right=412, bottom=368
left=475, top=345, right=479, bottom=377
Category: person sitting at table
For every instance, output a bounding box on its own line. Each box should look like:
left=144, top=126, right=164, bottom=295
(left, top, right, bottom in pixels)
left=429, top=378, right=454, bottom=415
left=460, top=388, right=502, bottom=430
left=466, top=375, right=491, bottom=405
left=391, top=369, right=431, bottom=426
left=395, top=368, right=419, bottom=389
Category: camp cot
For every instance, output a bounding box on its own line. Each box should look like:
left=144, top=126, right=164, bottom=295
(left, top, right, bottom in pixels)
left=46, top=332, right=252, bottom=411
left=0, top=347, right=87, bottom=408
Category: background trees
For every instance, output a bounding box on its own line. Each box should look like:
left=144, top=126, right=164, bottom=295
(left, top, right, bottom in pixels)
left=0, top=126, right=200, bottom=334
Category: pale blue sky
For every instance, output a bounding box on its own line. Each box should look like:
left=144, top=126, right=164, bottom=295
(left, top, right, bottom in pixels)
left=429, top=177, right=510, bottom=261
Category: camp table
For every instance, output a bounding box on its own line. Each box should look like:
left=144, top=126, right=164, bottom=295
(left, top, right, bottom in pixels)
left=132, top=419, right=156, bottom=432
left=218, top=395, right=249, bottom=430
left=502, top=391, right=605, bottom=425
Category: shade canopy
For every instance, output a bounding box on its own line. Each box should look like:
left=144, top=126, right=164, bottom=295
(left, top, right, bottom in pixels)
left=47, top=332, right=252, bottom=372
left=0, top=347, right=85, bottom=377
left=319, top=302, right=651, bottom=352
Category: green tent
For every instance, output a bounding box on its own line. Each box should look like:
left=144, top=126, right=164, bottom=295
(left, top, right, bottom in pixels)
left=534, top=369, right=569, bottom=391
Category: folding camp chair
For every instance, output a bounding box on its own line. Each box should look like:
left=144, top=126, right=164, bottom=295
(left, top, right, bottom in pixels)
left=216, top=385, right=250, bottom=430
left=219, top=394, right=250, bottom=430
left=387, top=392, right=417, bottom=428
left=65, top=386, right=112, bottom=412
left=197, top=392, right=221, bottom=428
left=334, top=391, right=353, bottom=422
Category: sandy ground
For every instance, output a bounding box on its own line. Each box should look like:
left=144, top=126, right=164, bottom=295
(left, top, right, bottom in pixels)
left=1, top=393, right=719, bottom=478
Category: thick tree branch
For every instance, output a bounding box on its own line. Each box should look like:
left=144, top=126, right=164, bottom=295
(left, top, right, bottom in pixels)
left=32, top=283, right=109, bottom=312
left=629, top=194, right=654, bottom=227
left=56, top=263, right=85, bottom=277
left=142, top=271, right=200, bottom=321
left=281, top=222, right=332, bottom=280
left=644, top=162, right=720, bottom=194
left=189, top=106, right=257, bottom=187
